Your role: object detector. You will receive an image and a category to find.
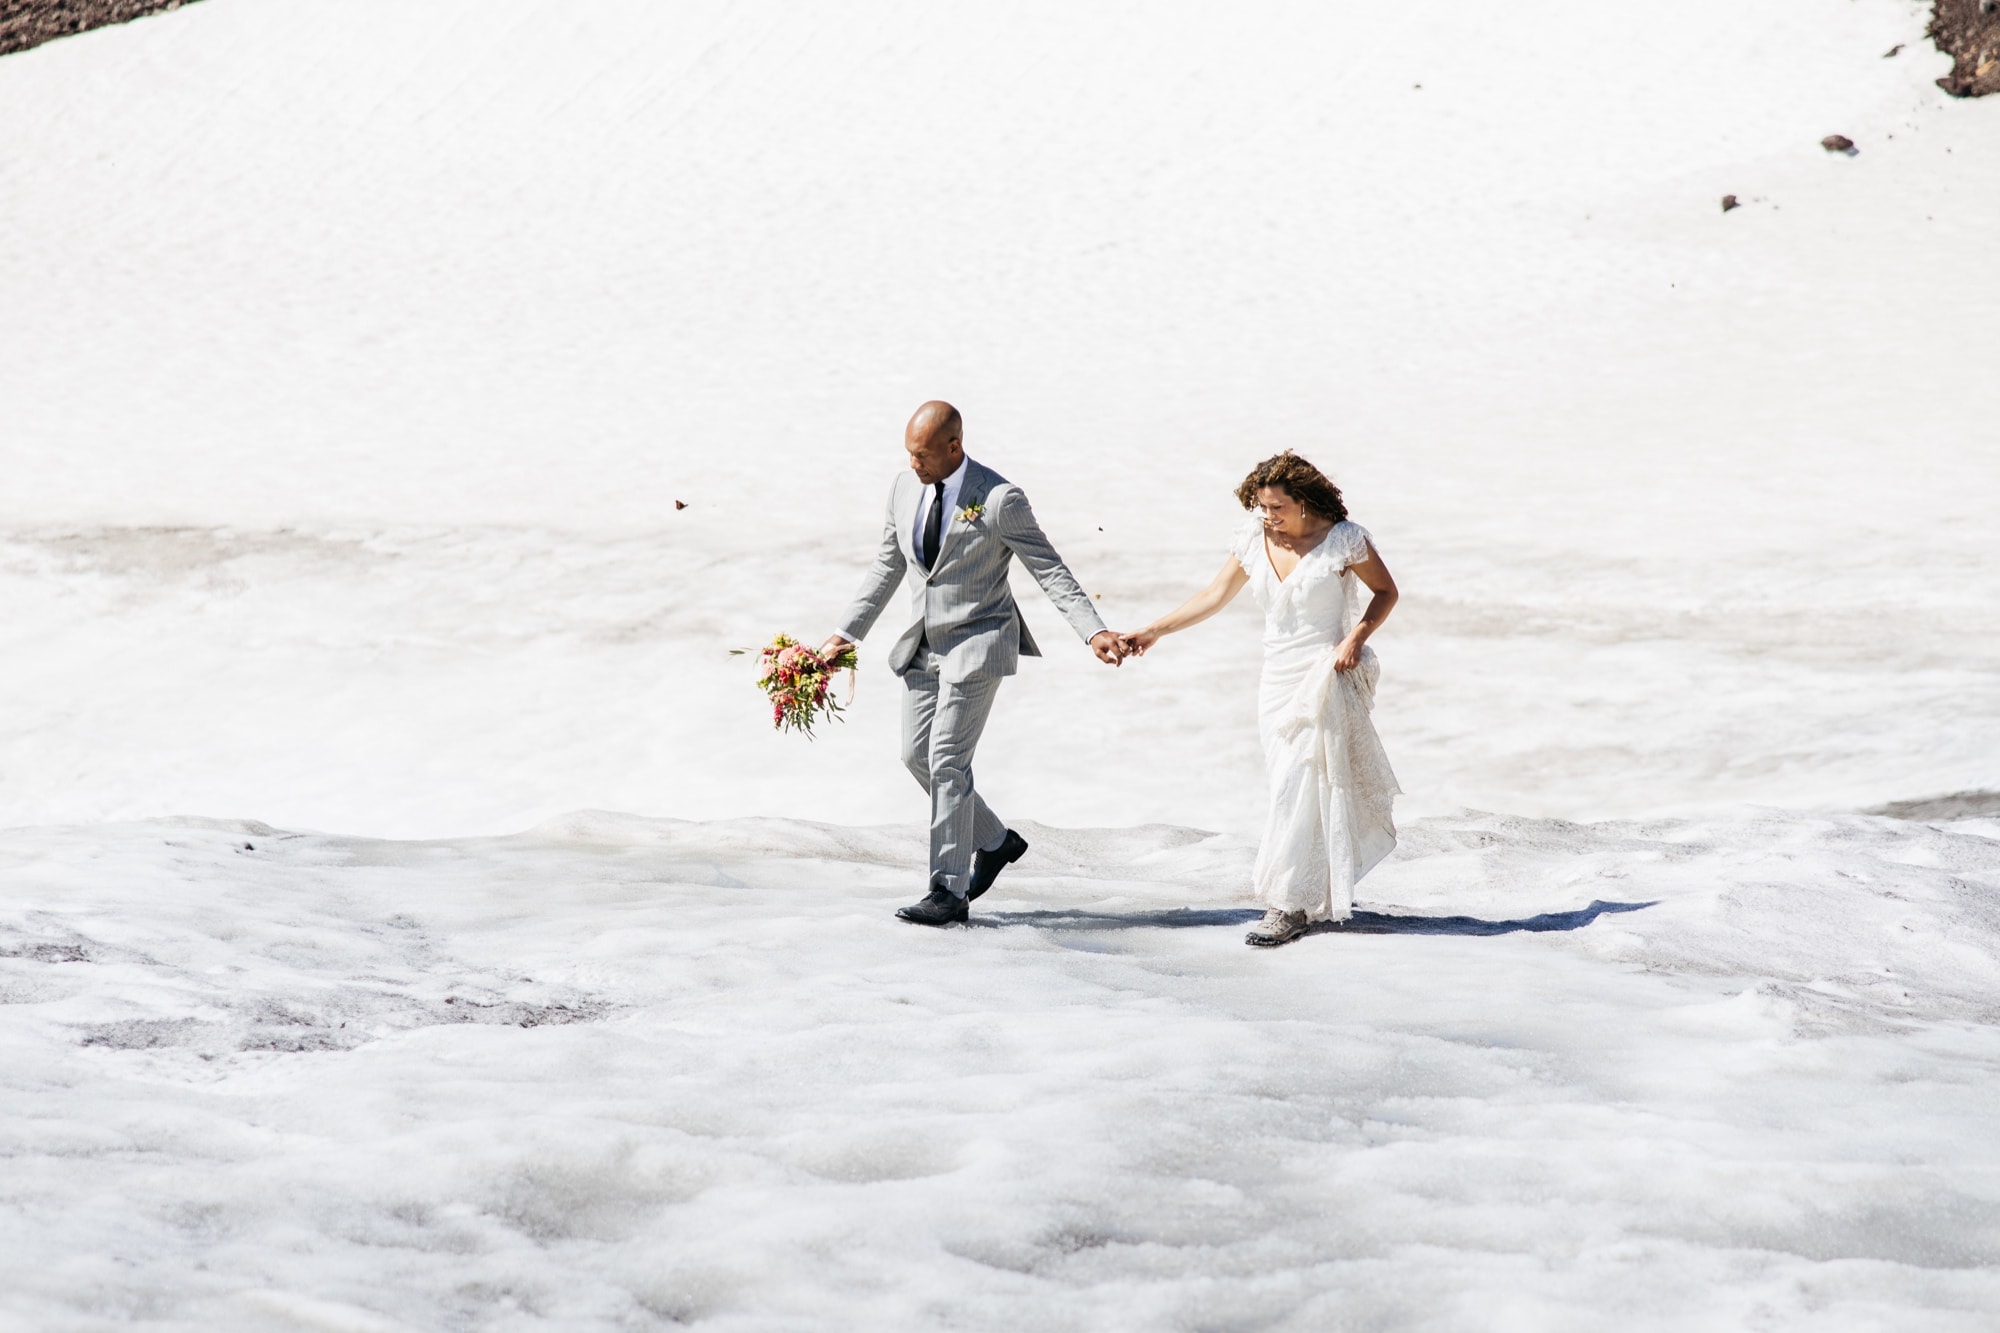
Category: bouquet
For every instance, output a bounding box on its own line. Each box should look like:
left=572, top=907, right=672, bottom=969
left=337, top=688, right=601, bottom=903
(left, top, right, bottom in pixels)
left=754, top=634, right=858, bottom=738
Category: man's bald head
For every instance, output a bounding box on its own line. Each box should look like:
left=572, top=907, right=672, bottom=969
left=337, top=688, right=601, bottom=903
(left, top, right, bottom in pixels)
left=909, top=400, right=962, bottom=446
left=904, top=400, right=965, bottom=485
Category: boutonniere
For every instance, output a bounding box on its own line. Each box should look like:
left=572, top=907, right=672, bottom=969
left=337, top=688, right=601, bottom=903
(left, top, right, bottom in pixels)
left=955, top=502, right=985, bottom=524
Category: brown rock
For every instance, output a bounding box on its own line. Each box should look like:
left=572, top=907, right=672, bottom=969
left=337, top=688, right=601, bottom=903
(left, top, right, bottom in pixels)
left=1721, top=194, right=1741, bottom=213
left=1930, top=0, right=2000, bottom=97
left=1821, top=134, right=1858, bottom=155
left=0, top=1, right=202, bottom=57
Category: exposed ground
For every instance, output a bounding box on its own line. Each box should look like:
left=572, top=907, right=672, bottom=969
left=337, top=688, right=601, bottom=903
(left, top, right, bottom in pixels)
left=1871, top=790, right=2000, bottom=821
left=0, top=0, right=197, bottom=56
left=1932, top=0, right=2000, bottom=95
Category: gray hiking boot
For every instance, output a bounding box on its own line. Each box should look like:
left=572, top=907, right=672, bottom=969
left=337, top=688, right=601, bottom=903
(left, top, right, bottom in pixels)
left=1245, top=908, right=1308, bottom=948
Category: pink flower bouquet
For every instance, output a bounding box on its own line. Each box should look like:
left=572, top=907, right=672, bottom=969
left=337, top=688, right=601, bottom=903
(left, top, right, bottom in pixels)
left=755, top=634, right=859, bottom=737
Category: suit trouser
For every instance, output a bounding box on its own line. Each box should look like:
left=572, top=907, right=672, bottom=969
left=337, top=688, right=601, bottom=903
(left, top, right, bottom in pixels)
left=901, top=651, right=1007, bottom=896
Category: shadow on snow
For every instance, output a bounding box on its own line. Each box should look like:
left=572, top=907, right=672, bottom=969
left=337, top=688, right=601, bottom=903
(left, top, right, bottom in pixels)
left=1321, top=898, right=1656, bottom=936
left=976, top=899, right=1656, bottom=936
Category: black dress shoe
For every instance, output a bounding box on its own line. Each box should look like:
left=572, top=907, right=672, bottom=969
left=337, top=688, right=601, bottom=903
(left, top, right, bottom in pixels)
left=896, top=884, right=968, bottom=926
left=966, top=829, right=1029, bottom=902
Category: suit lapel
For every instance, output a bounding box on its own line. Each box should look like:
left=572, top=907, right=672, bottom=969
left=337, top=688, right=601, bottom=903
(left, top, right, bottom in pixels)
left=895, top=471, right=920, bottom=569
left=926, top=459, right=989, bottom=580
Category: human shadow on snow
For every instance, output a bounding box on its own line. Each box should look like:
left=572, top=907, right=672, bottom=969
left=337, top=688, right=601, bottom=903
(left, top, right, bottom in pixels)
left=976, top=899, right=1655, bottom=936
left=1317, top=898, right=1656, bottom=936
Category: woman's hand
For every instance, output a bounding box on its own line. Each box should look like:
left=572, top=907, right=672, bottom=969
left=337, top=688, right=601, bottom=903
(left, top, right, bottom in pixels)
left=1120, top=628, right=1162, bottom=657
left=1335, top=544, right=1397, bottom=672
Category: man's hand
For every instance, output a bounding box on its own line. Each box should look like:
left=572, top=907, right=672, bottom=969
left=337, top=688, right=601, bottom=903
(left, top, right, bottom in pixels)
left=819, top=634, right=855, bottom=661
left=1090, top=630, right=1127, bottom=667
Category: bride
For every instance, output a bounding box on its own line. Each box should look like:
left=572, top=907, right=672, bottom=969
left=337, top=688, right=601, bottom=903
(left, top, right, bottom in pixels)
left=1121, top=452, right=1401, bottom=947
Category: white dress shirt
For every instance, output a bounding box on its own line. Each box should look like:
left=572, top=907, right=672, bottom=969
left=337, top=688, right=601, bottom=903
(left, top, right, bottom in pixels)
left=829, top=455, right=972, bottom=647
left=912, top=454, right=971, bottom=562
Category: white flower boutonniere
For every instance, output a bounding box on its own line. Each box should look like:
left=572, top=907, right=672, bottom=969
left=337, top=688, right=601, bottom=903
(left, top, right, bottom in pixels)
left=955, top=502, right=985, bottom=524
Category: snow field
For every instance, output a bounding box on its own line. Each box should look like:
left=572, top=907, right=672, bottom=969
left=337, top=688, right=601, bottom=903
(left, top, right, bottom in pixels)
left=4, top=809, right=1999, bottom=1328
left=1, top=0, right=1996, bottom=834
left=2, top=0, right=1998, bottom=1325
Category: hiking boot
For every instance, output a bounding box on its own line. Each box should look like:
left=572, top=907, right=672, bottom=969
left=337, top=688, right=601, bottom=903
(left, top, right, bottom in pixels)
left=1245, top=908, right=1308, bottom=948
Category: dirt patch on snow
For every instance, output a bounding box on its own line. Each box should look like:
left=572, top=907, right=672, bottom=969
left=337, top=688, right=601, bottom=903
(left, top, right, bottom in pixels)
left=1931, top=0, right=2000, bottom=97
left=0, top=0, right=200, bottom=57
left=1868, top=790, right=2000, bottom=821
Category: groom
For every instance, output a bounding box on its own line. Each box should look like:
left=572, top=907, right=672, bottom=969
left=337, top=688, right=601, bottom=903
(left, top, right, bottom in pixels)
left=822, top=401, right=1125, bottom=926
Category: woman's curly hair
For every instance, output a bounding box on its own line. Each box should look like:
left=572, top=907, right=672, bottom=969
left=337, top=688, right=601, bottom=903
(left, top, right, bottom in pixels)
left=1234, top=451, right=1347, bottom=524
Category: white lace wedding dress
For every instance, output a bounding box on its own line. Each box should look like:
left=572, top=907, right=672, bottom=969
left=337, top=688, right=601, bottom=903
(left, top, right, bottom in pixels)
left=1229, top=516, right=1401, bottom=922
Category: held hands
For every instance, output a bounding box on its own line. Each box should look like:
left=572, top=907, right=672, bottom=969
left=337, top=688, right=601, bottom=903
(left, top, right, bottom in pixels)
left=1115, top=629, right=1160, bottom=659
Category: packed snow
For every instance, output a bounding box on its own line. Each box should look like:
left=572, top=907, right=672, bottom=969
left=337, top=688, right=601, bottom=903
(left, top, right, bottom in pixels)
left=1, top=0, right=1997, bottom=1328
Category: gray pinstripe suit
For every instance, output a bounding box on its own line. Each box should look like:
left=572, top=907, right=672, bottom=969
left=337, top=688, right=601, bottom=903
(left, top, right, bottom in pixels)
left=837, top=458, right=1107, bottom=895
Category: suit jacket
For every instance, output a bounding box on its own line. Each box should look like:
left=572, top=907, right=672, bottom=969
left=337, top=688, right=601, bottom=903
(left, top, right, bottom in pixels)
left=837, top=459, right=1107, bottom=683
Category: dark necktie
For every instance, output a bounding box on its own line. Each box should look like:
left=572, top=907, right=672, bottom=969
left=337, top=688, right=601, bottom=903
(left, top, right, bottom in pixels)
left=919, top=481, right=946, bottom=571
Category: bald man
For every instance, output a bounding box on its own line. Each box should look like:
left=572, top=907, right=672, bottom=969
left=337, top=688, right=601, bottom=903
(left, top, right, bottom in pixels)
left=822, top=402, right=1125, bottom=926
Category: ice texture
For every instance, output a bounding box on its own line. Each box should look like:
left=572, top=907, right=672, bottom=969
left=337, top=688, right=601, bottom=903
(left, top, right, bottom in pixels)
left=4, top=811, right=1999, bottom=1329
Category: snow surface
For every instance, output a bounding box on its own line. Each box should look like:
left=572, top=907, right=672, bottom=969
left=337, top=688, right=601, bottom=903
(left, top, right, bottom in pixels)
left=2, top=0, right=1998, bottom=1327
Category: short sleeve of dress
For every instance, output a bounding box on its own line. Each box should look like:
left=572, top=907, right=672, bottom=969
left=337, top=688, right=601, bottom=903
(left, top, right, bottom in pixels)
left=1329, top=521, right=1375, bottom=569
left=1228, top=515, right=1265, bottom=572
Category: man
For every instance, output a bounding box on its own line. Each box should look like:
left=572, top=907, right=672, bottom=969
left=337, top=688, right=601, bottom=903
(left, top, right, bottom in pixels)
left=822, top=401, right=1125, bottom=926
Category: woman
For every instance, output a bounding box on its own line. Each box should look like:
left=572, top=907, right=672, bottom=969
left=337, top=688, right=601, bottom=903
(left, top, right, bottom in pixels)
left=1121, top=452, right=1401, bottom=947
